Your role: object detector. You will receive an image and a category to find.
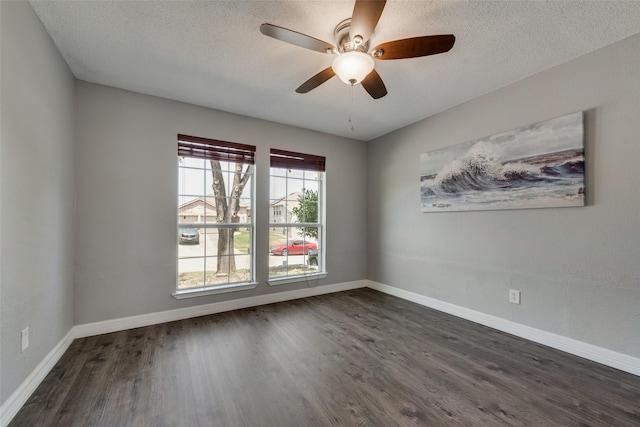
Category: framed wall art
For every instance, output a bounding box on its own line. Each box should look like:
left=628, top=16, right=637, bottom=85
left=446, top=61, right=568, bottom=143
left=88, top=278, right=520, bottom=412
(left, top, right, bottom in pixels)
left=420, top=111, right=585, bottom=212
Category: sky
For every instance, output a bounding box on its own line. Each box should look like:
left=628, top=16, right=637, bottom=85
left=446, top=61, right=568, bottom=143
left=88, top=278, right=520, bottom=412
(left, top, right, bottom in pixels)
left=420, top=111, right=584, bottom=176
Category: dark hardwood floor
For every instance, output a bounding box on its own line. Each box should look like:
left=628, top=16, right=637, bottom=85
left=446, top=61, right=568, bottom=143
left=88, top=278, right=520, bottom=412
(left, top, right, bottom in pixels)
left=10, top=288, right=640, bottom=426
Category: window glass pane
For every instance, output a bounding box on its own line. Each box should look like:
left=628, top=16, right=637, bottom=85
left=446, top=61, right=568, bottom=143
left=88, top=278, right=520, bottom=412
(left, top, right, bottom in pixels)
left=179, top=168, right=207, bottom=198
left=286, top=177, right=305, bottom=191
left=179, top=156, right=205, bottom=169
left=200, top=228, right=253, bottom=285
left=178, top=258, right=205, bottom=290
left=270, top=167, right=288, bottom=178
left=286, top=169, right=305, bottom=180
left=236, top=198, right=252, bottom=224
left=178, top=226, right=204, bottom=257
left=204, top=256, right=220, bottom=285
left=178, top=201, right=201, bottom=224
left=296, top=201, right=318, bottom=223
left=301, top=179, right=319, bottom=194
left=231, top=254, right=252, bottom=282
left=268, top=254, right=317, bottom=278
left=268, top=226, right=319, bottom=278
left=234, top=229, right=252, bottom=254
left=200, top=197, right=219, bottom=224
left=270, top=176, right=288, bottom=200
left=201, top=228, right=216, bottom=256
left=201, top=198, right=220, bottom=224
left=299, top=226, right=319, bottom=243
left=207, top=161, right=253, bottom=192
left=283, top=191, right=298, bottom=219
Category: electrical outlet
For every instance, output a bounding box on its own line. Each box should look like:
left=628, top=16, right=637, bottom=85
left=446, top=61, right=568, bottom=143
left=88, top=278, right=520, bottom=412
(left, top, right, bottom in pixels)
left=509, top=289, right=521, bottom=305
left=21, top=327, right=29, bottom=352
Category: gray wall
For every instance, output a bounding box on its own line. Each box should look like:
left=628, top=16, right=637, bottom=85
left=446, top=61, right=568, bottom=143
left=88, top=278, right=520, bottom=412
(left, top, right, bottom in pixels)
left=74, top=81, right=367, bottom=324
left=368, top=33, right=640, bottom=358
left=0, top=1, right=76, bottom=405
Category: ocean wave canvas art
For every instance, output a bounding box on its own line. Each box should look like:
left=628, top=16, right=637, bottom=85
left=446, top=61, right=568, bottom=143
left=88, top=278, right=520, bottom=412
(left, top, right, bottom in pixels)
left=420, top=112, right=585, bottom=212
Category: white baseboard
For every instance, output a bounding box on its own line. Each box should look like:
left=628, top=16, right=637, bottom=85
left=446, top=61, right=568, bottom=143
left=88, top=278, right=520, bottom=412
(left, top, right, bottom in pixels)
left=75, top=280, right=367, bottom=338
left=0, top=328, right=75, bottom=427
left=367, top=280, right=640, bottom=376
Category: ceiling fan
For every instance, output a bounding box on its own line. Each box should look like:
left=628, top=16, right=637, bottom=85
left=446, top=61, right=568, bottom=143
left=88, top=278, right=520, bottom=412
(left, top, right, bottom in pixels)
left=260, top=0, right=455, bottom=99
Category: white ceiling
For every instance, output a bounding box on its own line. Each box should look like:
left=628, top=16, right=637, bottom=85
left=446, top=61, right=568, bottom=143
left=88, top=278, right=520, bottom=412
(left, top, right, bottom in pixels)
left=30, top=1, right=640, bottom=141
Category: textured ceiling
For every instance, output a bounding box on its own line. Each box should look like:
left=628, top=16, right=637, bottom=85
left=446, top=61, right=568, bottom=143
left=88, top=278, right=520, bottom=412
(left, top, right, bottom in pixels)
left=30, top=1, right=640, bottom=141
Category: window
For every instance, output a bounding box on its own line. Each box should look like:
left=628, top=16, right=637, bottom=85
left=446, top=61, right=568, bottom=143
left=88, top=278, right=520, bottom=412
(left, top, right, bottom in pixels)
left=269, top=149, right=326, bottom=283
left=176, top=134, right=256, bottom=297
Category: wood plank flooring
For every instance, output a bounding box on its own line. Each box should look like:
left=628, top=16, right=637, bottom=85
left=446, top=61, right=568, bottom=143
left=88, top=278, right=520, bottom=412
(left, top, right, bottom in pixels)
left=9, top=288, right=640, bottom=426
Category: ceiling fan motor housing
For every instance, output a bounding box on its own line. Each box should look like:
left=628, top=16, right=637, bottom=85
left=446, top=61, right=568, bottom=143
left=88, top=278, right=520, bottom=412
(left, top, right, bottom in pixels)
left=334, top=19, right=369, bottom=54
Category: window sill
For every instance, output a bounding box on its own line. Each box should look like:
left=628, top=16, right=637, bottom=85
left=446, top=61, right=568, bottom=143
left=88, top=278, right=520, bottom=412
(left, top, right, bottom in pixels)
left=267, top=272, right=328, bottom=286
left=172, top=281, right=258, bottom=299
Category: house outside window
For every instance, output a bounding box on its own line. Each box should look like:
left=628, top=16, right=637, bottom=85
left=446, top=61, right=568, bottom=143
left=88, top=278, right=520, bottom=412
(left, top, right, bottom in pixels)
left=269, top=149, right=326, bottom=283
left=176, top=134, right=256, bottom=297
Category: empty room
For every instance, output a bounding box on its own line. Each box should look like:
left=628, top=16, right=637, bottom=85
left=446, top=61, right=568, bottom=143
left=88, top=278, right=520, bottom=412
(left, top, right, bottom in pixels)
left=1, top=1, right=639, bottom=426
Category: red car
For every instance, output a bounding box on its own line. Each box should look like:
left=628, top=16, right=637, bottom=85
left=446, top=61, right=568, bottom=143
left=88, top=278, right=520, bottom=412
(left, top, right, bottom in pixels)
left=270, top=240, right=317, bottom=256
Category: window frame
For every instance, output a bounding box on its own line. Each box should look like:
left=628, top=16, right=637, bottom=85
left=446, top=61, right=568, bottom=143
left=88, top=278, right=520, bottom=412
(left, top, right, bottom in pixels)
left=268, top=149, right=327, bottom=286
left=174, top=134, right=258, bottom=299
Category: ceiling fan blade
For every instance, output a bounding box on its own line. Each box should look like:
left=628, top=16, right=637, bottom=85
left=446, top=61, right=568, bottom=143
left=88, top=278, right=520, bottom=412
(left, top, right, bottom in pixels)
left=296, top=67, right=336, bottom=93
left=350, top=0, right=386, bottom=43
left=361, top=69, right=387, bottom=99
left=260, top=23, right=336, bottom=53
left=373, top=35, right=455, bottom=60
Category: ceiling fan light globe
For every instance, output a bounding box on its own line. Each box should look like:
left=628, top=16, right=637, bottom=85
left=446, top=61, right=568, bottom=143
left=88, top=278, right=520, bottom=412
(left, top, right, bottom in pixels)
left=332, top=51, right=374, bottom=85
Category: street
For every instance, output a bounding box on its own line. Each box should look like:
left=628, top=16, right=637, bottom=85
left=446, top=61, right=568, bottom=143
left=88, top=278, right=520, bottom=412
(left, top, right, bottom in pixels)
left=179, top=231, right=311, bottom=272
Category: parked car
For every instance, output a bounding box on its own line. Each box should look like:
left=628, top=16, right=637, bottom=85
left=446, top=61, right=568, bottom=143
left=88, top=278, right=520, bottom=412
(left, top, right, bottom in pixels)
left=179, top=228, right=200, bottom=244
left=270, top=240, right=317, bottom=256
left=307, top=249, right=319, bottom=266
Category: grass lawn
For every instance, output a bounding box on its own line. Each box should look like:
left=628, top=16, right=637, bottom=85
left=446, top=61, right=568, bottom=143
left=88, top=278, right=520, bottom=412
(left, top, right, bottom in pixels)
left=178, top=269, right=251, bottom=289
left=234, top=230, right=251, bottom=253
left=269, top=232, right=286, bottom=246
left=233, top=231, right=287, bottom=253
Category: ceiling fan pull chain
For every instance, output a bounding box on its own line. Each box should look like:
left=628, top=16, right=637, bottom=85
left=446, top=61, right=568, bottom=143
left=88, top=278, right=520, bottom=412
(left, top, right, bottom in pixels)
left=349, top=84, right=355, bottom=132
